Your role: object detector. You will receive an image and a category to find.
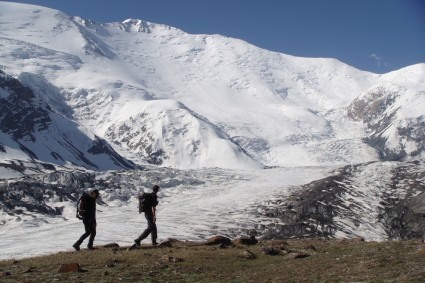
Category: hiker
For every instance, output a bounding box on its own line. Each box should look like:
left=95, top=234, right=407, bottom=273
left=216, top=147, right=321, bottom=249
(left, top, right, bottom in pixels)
left=133, top=184, right=160, bottom=247
left=73, top=189, right=100, bottom=251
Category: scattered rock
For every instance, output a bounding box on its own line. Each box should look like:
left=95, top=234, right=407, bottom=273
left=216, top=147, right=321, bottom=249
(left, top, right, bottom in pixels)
left=158, top=240, right=172, bottom=248
left=240, top=249, right=256, bottom=260
left=23, top=267, right=34, bottom=273
left=161, top=255, right=183, bottom=263
left=233, top=236, right=258, bottom=245
left=206, top=235, right=233, bottom=246
left=304, top=245, right=317, bottom=251
left=288, top=253, right=311, bottom=259
left=1, top=271, right=12, bottom=277
left=261, top=247, right=280, bottom=256
left=218, top=243, right=228, bottom=249
left=105, top=259, right=118, bottom=268
left=102, top=243, right=120, bottom=249
left=57, top=263, right=82, bottom=273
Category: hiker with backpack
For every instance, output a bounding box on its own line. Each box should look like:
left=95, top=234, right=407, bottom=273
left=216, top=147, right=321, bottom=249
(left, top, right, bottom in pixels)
left=73, top=189, right=100, bottom=251
left=132, top=184, right=160, bottom=248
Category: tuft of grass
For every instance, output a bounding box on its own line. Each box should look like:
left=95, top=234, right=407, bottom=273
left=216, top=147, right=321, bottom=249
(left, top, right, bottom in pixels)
left=0, top=238, right=424, bottom=282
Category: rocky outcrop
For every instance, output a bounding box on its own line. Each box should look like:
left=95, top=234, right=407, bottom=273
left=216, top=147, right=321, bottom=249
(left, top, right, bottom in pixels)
left=347, top=86, right=425, bottom=161
left=248, top=161, right=425, bottom=241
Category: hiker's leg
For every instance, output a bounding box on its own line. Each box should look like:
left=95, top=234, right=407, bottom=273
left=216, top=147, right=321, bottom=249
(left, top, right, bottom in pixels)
left=151, top=222, right=157, bottom=244
left=87, top=222, right=97, bottom=248
left=74, top=221, right=91, bottom=246
left=136, top=212, right=154, bottom=242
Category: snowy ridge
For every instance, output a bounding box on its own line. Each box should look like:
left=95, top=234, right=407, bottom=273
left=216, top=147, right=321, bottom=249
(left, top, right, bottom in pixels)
left=105, top=99, right=262, bottom=169
left=348, top=64, right=425, bottom=160
left=0, top=70, right=134, bottom=171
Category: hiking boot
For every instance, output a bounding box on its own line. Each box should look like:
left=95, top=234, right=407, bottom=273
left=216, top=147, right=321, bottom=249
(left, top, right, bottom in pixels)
left=72, top=243, right=80, bottom=251
left=152, top=242, right=158, bottom=246
left=134, top=239, right=141, bottom=247
left=87, top=246, right=97, bottom=250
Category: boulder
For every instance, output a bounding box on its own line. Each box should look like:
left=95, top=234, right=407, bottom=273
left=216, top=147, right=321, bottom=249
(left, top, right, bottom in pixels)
left=158, top=240, right=172, bottom=248
left=105, top=259, right=117, bottom=268
left=240, top=249, right=256, bottom=260
left=233, top=236, right=258, bottom=245
left=57, top=263, right=81, bottom=273
left=260, top=247, right=280, bottom=256
left=206, top=235, right=232, bottom=246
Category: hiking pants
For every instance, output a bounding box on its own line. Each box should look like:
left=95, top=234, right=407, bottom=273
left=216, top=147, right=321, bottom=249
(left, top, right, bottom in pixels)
left=75, top=220, right=96, bottom=248
left=136, top=210, right=157, bottom=243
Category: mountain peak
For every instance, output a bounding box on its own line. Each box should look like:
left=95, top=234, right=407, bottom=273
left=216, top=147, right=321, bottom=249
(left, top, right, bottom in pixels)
left=119, top=18, right=155, bottom=33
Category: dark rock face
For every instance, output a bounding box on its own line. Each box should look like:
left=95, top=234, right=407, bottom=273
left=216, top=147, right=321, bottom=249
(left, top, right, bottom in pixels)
left=0, top=70, right=51, bottom=142
left=88, top=138, right=135, bottom=169
left=380, top=162, right=425, bottom=239
left=247, top=161, right=425, bottom=241
left=347, top=86, right=425, bottom=161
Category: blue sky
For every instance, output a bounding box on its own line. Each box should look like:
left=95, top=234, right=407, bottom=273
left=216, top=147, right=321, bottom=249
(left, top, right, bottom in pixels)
left=5, top=0, right=425, bottom=73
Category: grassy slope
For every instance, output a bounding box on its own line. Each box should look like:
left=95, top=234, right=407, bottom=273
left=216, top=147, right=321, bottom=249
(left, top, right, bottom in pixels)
left=0, top=239, right=424, bottom=282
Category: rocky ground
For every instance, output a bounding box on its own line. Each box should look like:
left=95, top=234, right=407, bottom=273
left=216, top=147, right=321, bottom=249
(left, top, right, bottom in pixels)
left=0, top=236, right=424, bottom=282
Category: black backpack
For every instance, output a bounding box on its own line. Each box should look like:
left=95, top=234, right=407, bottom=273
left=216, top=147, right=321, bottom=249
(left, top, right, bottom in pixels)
left=138, top=192, right=151, bottom=213
left=76, top=195, right=87, bottom=220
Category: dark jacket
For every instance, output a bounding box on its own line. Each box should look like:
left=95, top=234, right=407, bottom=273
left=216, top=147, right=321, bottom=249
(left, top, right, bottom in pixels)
left=138, top=192, right=159, bottom=214
left=148, top=193, right=159, bottom=209
left=79, top=192, right=96, bottom=222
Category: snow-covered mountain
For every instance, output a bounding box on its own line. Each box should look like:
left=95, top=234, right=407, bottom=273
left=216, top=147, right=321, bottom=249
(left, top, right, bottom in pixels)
left=0, top=2, right=425, bottom=260
left=1, top=2, right=423, bottom=170
left=0, top=70, right=135, bottom=172
left=347, top=65, right=425, bottom=160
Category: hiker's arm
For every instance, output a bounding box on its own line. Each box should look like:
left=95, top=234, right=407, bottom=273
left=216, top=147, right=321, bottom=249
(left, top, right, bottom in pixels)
left=152, top=207, right=156, bottom=223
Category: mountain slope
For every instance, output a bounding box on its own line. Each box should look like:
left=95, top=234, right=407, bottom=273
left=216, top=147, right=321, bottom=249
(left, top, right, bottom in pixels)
left=0, top=70, right=134, bottom=171
left=347, top=64, right=425, bottom=160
